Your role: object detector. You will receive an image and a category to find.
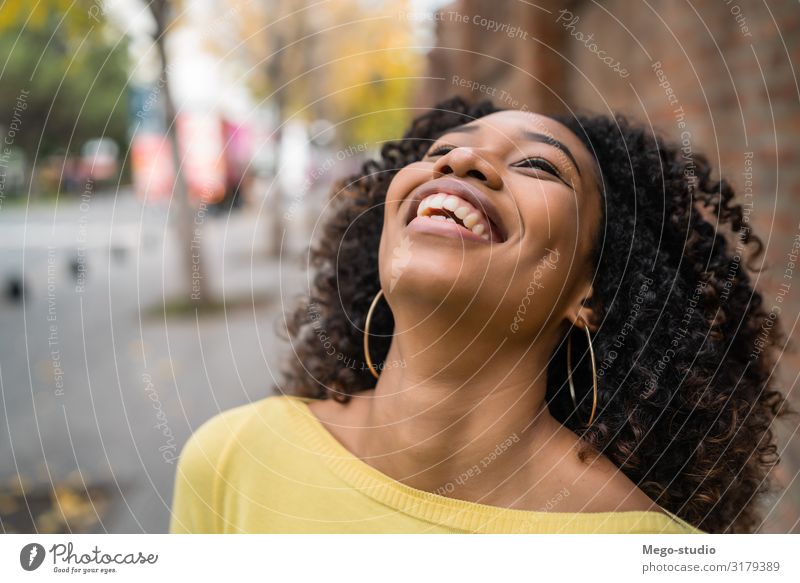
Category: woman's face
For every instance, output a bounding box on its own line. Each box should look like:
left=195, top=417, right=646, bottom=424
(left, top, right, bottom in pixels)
left=379, top=109, right=602, bottom=339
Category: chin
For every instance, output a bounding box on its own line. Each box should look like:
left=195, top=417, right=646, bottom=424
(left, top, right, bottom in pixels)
left=382, top=255, right=487, bottom=308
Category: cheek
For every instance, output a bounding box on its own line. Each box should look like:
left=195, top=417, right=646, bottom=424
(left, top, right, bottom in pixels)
left=495, top=189, right=584, bottom=326
left=384, top=164, right=428, bottom=210
left=379, top=168, right=423, bottom=274
left=380, top=163, right=431, bottom=232
left=515, top=185, right=581, bottom=255
left=498, top=243, right=580, bottom=336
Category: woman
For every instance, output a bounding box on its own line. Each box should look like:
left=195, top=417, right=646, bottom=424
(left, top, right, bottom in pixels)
left=170, top=97, right=789, bottom=534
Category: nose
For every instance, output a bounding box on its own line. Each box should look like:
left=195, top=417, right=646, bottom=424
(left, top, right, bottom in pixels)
left=432, top=147, right=503, bottom=190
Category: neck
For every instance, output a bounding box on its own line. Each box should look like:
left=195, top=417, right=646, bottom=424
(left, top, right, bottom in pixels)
left=357, top=308, right=567, bottom=503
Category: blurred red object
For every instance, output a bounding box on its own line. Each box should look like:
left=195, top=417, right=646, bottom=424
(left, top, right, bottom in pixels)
left=131, top=133, right=175, bottom=203
left=177, top=112, right=227, bottom=205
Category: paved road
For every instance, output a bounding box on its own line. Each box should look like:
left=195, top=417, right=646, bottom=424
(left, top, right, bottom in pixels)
left=0, top=189, right=308, bottom=532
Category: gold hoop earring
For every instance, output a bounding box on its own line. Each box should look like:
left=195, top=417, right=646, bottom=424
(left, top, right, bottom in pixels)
left=567, top=321, right=598, bottom=425
left=363, top=289, right=384, bottom=380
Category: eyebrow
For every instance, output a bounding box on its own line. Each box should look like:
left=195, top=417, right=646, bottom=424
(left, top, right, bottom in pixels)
left=446, top=124, right=582, bottom=177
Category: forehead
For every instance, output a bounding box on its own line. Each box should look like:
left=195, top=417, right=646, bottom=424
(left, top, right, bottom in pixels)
left=449, top=110, right=580, bottom=147
left=441, top=110, right=595, bottom=173
left=481, top=110, right=578, bottom=142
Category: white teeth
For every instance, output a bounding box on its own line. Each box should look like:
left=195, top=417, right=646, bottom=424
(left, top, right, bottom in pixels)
left=463, top=212, right=480, bottom=229
left=415, top=193, right=495, bottom=241
left=442, top=196, right=460, bottom=211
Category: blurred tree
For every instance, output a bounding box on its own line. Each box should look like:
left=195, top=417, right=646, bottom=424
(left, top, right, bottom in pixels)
left=318, top=2, right=420, bottom=146
left=0, top=0, right=128, bottom=162
left=248, top=0, right=422, bottom=254
left=0, top=0, right=96, bottom=37
left=147, top=0, right=209, bottom=306
left=200, top=0, right=422, bottom=144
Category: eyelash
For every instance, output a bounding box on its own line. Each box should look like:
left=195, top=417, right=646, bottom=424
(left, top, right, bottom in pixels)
left=424, top=144, right=562, bottom=179
left=425, top=144, right=457, bottom=157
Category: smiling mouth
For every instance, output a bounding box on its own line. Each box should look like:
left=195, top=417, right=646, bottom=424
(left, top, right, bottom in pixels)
left=407, top=191, right=504, bottom=243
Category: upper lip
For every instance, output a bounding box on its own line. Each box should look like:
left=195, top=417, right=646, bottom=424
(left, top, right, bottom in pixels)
left=404, top=177, right=507, bottom=242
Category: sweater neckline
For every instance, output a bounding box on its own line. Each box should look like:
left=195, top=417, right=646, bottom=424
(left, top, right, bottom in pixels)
left=277, top=395, right=702, bottom=534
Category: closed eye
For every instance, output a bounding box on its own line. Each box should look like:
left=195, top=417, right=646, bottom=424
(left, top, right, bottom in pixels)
left=512, top=157, right=561, bottom=177
left=424, top=144, right=457, bottom=158
left=512, top=157, right=574, bottom=189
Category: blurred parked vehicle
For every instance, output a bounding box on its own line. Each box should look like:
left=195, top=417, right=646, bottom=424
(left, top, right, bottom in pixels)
left=80, top=138, right=120, bottom=182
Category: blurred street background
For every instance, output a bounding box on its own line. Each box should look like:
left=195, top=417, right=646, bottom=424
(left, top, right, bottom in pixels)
left=0, top=0, right=798, bottom=533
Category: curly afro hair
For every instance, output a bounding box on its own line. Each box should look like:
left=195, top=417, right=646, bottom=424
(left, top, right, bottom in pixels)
left=282, top=96, right=793, bottom=533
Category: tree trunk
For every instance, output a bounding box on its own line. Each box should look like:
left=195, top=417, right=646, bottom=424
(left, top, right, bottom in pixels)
left=150, top=0, right=208, bottom=306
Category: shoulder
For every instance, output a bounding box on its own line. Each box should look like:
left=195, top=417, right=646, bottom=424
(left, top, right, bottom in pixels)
left=551, top=428, right=663, bottom=514
left=586, top=458, right=662, bottom=512
left=545, top=432, right=704, bottom=532
left=169, top=395, right=302, bottom=533
left=176, top=395, right=307, bottom=476
left=574, top=458, right=662, bottom=513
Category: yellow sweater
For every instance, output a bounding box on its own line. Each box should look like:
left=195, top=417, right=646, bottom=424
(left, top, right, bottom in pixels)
left=169, top=395, right=704, bottom=534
